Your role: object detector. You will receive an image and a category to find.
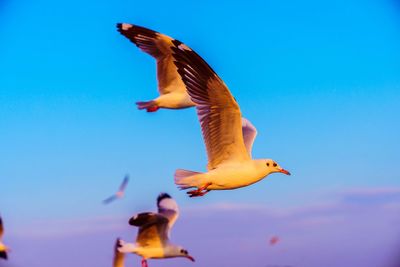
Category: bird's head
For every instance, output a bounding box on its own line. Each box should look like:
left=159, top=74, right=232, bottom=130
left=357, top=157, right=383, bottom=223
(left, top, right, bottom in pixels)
left=262, top=159, right=291, bottom=176
left=174, top=246, right=195, bottom=262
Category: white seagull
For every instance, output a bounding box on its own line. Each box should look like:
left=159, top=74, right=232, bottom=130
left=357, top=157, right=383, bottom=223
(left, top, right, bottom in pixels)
left=117, top=23, right=195, bottom=112
left=113, top=238, right=125, bottom=267
left=118, top=193, right=194, bottom=267
left=0, top=216, right=9, bottom=260
left=167, top=38, right=291, bottom=197
left=103, top=175, right=129, bottom=204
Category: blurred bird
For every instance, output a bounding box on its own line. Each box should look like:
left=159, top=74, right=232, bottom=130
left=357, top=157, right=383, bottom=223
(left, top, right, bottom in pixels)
left=269, top=236, right=280, bottom=246
left=0, top=216, right=10, bottom=260
left=103, top=175, right=129, bottom=204
left=166, top=39, right=291, bottom=196
left=113, top=238, right=125, bottom=267
left=117, top=23, right=195, bottom=112
left=118, top=193, right=194, bottom=267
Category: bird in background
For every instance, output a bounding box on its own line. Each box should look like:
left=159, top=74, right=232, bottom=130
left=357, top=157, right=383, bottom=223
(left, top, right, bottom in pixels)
left=113, top=238, right=125, bottom=267
left=269, top=236, right=280, bottom=246
left=118, top=193, right=194, bottom=267
left=103, top=175, right=129, bottom=204
left=117, top=23, right=195, bottom=112
left=0, top=216, right=10, bottom=260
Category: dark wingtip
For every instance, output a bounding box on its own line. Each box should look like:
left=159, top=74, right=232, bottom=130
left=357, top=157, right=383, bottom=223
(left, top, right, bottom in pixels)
left=157, top=192, right=171, bottom=205
left=0, top=251, right=7, bottom=260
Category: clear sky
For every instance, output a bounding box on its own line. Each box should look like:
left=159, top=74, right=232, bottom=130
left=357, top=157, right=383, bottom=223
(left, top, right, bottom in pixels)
left=1, top=0, right=400, bottom=266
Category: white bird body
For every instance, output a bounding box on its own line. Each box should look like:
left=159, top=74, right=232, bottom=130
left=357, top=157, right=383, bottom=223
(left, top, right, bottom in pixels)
left=176, top=159, right=274, bottom=190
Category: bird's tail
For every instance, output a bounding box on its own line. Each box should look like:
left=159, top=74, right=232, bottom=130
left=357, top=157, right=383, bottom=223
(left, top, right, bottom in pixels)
left=117, top=239, right=137, bottom=254
left=136, top=100, right=159, bottom=112
left=174, top=169, right=202, bottom=189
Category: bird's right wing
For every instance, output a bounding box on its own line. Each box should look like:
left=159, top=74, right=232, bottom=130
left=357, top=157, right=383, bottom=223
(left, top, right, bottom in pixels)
left=129, top=212, right=169, bottom=247
left=117, top=23, right=186, bottom=95
left=241, top=118, right=258, bottom=157
left=171, top=41, right=250, bottom=170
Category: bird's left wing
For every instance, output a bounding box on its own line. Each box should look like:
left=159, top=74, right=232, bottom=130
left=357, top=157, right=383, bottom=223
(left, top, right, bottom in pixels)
left=241, top=118, right=258, bottom=157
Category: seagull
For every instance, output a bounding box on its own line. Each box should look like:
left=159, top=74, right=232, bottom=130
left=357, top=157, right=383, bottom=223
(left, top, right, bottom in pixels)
left=103, top=175, right=129, bottom=204
left=117, top=23, right=195, bottom=112
left=118, top=193, right=194, bottom=267
left=166, top=36, right=291, bottom=197
left=0, top=216, right=9, bottom=260
left=113, top=238, right=125, bottom=267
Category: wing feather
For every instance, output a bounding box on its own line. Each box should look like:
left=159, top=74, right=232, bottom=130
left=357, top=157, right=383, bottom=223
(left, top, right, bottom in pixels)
left=129, top=212, right=169, bottom=247
left=117, top=23, right=186, bottom=95
left=171, top=41, right=250, bottom=169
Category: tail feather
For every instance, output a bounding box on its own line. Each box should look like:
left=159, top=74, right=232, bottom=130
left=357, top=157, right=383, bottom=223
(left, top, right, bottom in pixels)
left=136, top=100, right=159, bottom=112
left=174, top=169, right=202, bottom=189
left=117, top=239, right=136, bottom=254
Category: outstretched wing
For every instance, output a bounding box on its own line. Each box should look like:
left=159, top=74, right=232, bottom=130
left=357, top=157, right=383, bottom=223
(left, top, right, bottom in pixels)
left=129, top=212, right=169, bottom=247
left=117, top=23, right=187, bottom=95
left=157, top=193, right=179, bottom=233
left=171, top=40, right=250, bottom=170
left=241, top=118, right=258, bottom=157
left=102, top=195, right=118, bottom=205
left=118, top=175, right=129, bottom=192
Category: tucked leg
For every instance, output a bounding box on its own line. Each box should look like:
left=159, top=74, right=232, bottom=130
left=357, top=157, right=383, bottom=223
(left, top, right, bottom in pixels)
left=141, top=258, right=148, bottom=267
left=187, top=182, right=212, bottom=197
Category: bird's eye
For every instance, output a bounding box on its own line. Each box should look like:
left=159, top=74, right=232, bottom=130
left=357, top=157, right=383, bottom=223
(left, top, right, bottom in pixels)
left=273, top=163, right=277, bottom=167
left=266, top=163, right=270, bottom=167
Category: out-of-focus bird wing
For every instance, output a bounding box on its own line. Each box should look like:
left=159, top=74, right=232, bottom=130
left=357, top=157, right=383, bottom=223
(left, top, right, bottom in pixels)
left=119, top=175, right=129, bottom=192
left=129, top=212, right=169, bottom=247
left=103, top=195, right=118, bottom=205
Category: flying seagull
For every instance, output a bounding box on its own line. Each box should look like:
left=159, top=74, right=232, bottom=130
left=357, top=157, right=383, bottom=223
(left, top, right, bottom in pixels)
left=103, top=175, right=129, bottom=204
left=0, top=216, right=9, bottom=260
left=165, top=33, right=291, bottom=197
left=117, top=23, right=195, bottom=112
left=118, top=193, right=194, bottom=267
left=113, top=238, right=125, bottom=267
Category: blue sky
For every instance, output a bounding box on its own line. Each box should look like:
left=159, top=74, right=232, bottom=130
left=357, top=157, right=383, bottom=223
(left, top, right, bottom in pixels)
left=0, top=0, right=400, bottom=266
